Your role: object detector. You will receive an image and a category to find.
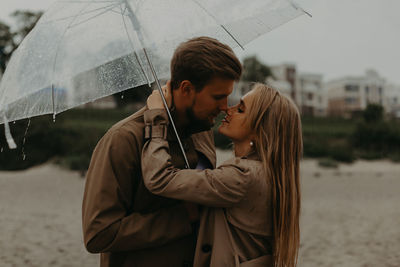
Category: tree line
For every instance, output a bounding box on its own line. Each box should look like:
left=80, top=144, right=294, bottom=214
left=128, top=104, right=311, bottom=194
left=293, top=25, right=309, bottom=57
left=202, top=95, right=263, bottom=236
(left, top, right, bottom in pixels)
left=0, top=10, right=42, bottom=74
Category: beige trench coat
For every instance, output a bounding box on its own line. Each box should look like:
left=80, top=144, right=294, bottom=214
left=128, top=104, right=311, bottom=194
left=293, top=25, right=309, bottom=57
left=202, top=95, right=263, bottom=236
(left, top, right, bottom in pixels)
left=82, top=106, right=216, bottom=267
left=142, top=109, right=274, bottom=267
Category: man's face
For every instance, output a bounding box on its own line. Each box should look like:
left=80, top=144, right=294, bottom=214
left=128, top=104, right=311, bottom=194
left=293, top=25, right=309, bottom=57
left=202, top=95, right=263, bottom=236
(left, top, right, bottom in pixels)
left=187, top=78, right=234, bottom=130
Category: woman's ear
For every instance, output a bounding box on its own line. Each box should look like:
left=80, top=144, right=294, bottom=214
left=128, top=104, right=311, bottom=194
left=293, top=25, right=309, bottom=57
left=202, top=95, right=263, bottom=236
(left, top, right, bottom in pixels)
left=250, top=133, right=257, bottom=144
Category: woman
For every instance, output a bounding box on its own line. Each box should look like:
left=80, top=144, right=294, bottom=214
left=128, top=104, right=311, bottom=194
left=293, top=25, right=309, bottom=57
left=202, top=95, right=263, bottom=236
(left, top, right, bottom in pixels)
left=142, top=83, right=302, bottom=267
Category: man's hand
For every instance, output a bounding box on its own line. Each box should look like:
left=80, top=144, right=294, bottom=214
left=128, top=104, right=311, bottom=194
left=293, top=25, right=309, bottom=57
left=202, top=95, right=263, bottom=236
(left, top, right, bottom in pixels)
left=184, top=202, right=200, bottom=223
left=147, top=80, right=172, bottom=110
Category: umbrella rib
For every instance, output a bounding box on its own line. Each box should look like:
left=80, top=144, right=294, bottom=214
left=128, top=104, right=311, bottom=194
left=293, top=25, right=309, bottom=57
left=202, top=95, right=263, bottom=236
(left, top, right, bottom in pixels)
left=50, top=2, right=93, bottom=117
left=41, top=3, right=119, bottom=24
left=68, top=3, right=122, bottom=29
left=190, top=0, right=245, bottom=50
left=109, top=6, right=126, bottom=16
left=220, top=25, right=245, bottom=50
left=120, top=4, right=151, bottom=86
left=59, top=1, right=117, bottom=3
left=289, top=0, right=312, bottom=17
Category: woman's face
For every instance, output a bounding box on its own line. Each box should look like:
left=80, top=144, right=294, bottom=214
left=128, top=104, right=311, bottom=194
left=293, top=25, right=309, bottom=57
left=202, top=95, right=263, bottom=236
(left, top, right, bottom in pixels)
left=218, top=89, right=256, bottom=143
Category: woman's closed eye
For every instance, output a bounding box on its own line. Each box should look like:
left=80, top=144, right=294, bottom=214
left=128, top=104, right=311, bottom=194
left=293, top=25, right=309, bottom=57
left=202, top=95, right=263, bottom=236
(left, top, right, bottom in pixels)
left=237, top=99, right=246, bottom=113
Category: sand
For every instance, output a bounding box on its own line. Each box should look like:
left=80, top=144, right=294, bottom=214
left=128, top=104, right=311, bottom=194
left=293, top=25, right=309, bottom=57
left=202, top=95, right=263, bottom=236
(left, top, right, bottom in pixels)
left=298, top=160, right=400, bottom=267
left=0, top=150, right=399, bottom=267
left=0, top=164, right=98, bottom=267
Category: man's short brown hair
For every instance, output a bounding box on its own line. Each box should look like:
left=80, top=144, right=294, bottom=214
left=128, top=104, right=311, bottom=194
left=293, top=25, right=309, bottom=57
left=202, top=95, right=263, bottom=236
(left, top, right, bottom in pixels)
left=170, top=37, right=242, bottom=91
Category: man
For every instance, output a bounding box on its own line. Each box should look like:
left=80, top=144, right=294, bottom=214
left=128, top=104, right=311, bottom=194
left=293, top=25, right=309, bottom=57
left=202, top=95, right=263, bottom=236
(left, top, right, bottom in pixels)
left=82, top=36, right=242, bottom=267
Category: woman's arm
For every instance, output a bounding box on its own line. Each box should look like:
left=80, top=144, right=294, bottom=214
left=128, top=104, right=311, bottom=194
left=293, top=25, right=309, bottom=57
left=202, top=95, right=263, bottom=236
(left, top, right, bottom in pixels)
left=141, top=109, right=251, bottom=207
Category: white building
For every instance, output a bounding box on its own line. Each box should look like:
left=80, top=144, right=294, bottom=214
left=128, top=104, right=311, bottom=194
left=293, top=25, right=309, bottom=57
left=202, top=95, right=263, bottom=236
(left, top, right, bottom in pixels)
left=325, top=69, right=385, bottom=117
left=270, top=64, right=328, bottom=116
left=270, top=63, right=298, bottom=101
left=384, top=83, right=400, bottom=118
left=266, top=78, right=292, bottom=98
left=297, top=73, right=327, bottom=116
left=233, top=79, right=293, bottom=107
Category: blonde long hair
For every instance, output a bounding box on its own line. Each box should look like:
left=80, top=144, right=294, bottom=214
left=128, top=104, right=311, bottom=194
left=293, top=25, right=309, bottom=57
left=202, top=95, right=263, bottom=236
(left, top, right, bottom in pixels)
left=247, top=84, right=303, bottom=267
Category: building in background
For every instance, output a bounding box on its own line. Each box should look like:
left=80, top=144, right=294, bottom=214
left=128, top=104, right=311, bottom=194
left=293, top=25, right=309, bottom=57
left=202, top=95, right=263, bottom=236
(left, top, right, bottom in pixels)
left=325, top=69, right=385, bottom=117
left=266, top=78, right=292, bottom=98
left=384, top=83, right=400, bottom=118
left=297, top=73, right=326, bottom=116
left=224, top=64, right=400, bottom=119
left=270, top=63, right=298, bottom=101
left=269, top=63, right=328, bottom=116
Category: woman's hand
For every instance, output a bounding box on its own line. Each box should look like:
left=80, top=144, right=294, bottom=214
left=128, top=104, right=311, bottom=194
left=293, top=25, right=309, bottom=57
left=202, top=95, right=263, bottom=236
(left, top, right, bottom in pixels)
left=147, top=80, right=172, bottom=110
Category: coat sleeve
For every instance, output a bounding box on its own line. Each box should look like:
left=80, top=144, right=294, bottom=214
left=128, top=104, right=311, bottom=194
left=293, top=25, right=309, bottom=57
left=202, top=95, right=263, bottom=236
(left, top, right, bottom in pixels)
left=82, top=126, right=192, bottom=253
left=141, top=109, right=251, bottom=208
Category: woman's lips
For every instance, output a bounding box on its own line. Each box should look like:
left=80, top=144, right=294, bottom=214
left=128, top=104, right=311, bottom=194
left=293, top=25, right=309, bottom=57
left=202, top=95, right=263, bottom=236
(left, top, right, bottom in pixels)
left=221, top=116, right=230, bottom=123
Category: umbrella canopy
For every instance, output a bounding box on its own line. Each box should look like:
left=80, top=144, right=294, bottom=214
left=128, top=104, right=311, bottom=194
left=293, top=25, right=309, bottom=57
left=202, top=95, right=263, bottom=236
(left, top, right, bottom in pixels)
left=0, top=0, right=308, bottom=154
left=0, top=0, right=307, bottom=122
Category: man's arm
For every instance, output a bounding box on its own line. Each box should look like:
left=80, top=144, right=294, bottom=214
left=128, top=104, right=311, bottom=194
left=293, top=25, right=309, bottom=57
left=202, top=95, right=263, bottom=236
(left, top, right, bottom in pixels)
left=82, top=127, right=193, bottom=253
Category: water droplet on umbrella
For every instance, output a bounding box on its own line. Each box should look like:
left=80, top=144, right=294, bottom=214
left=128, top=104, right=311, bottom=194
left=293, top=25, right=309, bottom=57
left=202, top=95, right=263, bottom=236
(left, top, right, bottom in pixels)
left=21, top=119, right=31, bottom=161
left=23, top=119, right=31, bottom=143
left=121, top=93, right=124, bottom=99
left=53, top=114, right=56, bottom=123
left=13, top=121, right=16, bottom=124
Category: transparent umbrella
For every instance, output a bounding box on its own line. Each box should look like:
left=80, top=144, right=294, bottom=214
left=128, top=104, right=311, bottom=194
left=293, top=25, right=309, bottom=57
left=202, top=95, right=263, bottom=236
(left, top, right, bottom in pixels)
left=0, top=0, right=309, bottom=166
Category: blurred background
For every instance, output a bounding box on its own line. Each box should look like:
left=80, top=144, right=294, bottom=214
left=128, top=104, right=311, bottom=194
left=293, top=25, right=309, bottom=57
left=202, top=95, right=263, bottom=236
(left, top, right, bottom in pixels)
left=0, top=0, right=399, bottom=266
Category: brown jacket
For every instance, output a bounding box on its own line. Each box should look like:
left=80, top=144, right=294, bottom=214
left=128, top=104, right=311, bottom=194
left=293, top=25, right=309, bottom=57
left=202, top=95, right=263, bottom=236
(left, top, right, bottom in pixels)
left=142, top=109, right=274, bottom=267
left=82, top=107, right=216, bottom=267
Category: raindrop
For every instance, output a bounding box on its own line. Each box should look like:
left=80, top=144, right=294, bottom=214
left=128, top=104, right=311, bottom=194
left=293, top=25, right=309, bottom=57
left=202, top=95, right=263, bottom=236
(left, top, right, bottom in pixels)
left=21, top=119, right=31, bottom=161
left=13, top=121, right=16, bottom=124
left=23, top=119, right=31, bottom=144
left=1, top=147, right=3, bottom=153
left=53, top=113, right=56, bottom=123
left=121, top=93, right=124, bottom=99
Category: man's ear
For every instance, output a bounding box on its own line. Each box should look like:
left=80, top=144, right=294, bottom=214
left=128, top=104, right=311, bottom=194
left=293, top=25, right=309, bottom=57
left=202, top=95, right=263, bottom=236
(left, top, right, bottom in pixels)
left=178, top=80, right=196, bottom=96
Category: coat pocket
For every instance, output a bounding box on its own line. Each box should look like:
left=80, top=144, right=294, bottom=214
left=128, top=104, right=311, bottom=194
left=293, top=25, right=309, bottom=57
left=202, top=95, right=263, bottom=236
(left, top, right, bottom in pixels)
left=238, top=255, right=273, bottom=267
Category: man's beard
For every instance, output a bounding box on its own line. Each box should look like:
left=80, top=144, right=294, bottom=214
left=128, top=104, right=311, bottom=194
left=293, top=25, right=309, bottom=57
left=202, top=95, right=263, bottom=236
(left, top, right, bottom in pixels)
left=185, top=107, right=213, bottom=134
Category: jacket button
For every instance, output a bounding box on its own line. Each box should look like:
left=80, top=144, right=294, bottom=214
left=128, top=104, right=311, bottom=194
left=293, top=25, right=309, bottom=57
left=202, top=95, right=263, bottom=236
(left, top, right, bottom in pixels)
left=202, top=244, right=212, bottom=253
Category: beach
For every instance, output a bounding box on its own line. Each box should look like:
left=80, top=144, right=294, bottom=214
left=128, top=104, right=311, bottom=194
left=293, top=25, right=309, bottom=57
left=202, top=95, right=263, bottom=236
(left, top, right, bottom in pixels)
left=0, top=150, right=399, bottom=266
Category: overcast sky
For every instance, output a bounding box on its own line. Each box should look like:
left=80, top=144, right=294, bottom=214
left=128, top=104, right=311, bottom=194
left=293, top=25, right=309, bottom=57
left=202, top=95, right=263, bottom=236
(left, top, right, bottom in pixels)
left=1, top=0, right=399, bottom=84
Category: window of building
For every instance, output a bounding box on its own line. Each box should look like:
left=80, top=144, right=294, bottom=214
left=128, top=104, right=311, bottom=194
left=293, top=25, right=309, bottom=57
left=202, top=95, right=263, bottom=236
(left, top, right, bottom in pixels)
left=345, top=97, right=357, bottom=104
left=365, top=86, right=369, bottom=94
left=307, top=93, right=313, bottom=100
left=345, top=84, right=359, bottom=92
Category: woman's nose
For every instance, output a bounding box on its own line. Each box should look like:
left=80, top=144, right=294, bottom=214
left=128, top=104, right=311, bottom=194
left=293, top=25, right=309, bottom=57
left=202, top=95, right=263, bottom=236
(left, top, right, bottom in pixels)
left=226, top=106, right=234, bottom=116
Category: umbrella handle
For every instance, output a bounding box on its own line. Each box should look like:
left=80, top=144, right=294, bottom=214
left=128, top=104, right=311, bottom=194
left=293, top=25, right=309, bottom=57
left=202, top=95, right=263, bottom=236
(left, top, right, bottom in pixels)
left=142, top=48, right=191, bottom=169
left=122, top=0, right=190, bottom=169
